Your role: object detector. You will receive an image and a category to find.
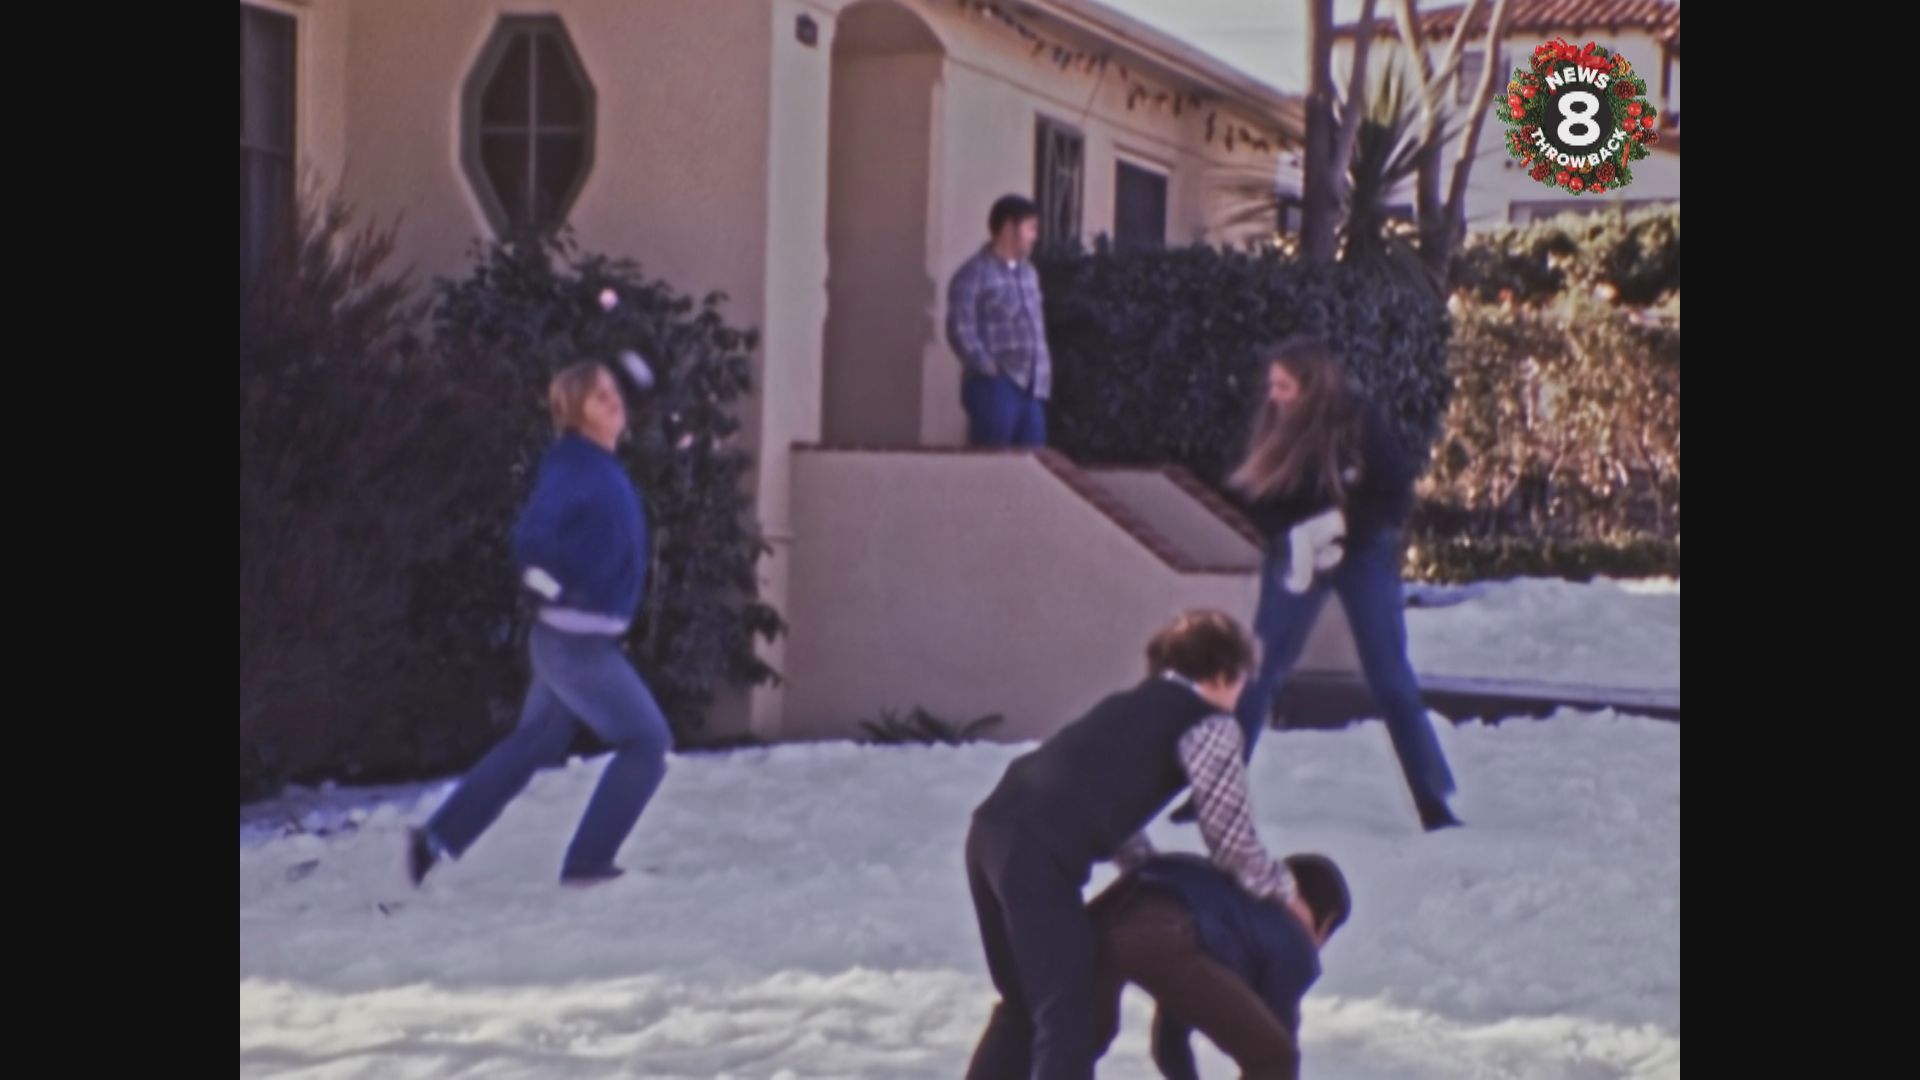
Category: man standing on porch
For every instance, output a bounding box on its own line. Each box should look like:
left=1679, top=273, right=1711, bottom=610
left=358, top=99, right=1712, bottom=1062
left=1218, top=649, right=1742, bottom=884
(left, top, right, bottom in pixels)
left=946, top=194, right=1053, bottom=448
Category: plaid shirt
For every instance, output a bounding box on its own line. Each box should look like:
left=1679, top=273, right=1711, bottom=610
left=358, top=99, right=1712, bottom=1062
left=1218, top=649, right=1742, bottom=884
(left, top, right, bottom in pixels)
left=1114, top=686, right=1297, bottom=905
left=945, top=246, right=1053, bottom=399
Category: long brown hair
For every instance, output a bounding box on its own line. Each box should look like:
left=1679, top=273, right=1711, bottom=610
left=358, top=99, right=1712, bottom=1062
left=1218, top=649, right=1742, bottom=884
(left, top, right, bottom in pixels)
left=1229, top=336, right=1367, bottom=503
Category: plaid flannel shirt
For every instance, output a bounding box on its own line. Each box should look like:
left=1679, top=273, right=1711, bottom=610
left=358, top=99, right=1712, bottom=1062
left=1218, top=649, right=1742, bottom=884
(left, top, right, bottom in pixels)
left=1115, top=680, right=1297, bottom=905
left=945, top=246, right=1053, bottom=399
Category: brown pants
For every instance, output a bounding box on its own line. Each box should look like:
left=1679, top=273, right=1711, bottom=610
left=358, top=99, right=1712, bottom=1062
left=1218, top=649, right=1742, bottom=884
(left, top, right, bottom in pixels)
left=1091, top=883, right=1300, bottom=1080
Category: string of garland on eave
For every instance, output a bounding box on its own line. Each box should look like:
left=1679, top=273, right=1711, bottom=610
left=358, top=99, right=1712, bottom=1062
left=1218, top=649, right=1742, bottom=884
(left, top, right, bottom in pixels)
left=934, top=0, right=1292, bottom=155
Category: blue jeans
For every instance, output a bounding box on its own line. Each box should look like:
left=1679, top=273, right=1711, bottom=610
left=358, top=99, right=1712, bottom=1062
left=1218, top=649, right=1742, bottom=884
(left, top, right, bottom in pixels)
left=964, top=372, right=1048, bottom=448
left=1234, top=532, right=1456, bottom=808
left=428, top=623, right=673, bottom=877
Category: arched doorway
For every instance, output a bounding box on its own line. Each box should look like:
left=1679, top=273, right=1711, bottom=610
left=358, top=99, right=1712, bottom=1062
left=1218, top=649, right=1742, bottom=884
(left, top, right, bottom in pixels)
left=822, top=1, right=944, bottom=445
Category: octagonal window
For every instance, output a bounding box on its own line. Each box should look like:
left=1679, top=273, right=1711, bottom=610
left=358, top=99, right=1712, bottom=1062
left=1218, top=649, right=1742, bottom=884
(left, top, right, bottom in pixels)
left=461, top=17, right=595, bottom=237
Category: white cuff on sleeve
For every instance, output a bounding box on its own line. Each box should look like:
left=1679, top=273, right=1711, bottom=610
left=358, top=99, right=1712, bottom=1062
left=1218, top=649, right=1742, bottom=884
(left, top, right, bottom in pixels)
left=523, top=567, right=563, bottom=602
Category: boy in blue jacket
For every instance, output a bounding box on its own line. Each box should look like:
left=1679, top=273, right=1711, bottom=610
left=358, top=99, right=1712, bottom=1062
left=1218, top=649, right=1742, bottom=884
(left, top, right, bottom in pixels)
left=408, top=360, right=672, bottom=887
left=1089, top=851, right=1351, bottom=1080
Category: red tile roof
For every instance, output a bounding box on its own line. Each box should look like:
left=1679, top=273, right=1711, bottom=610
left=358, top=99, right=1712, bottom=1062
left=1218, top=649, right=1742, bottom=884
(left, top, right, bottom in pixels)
left=1335, top=0, right=1680, bottom=43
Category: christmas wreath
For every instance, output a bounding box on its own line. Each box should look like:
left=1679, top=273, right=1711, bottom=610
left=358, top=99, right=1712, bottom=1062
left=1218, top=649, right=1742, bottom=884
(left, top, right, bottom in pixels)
left=1498, top=38, right=1657, bottom=195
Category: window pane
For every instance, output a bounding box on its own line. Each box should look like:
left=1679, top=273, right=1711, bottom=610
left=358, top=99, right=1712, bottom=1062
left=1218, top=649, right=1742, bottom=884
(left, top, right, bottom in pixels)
left=241, top=5, right=294, bottom=82
left=533, top=134, right=586, bottom=230
left=1114, top=162, right=1167, bottom=252
left=242, top=73, right=293, bottom=150
left=534, top=34, right=586, bottom=125
left=240, top=147, right=254, bottom=277
left=242, top=148, right=293, bottom=277
left=1034, top=119, right=1084, bottom=248
left=240, top=6, right=296, bottom=278
left=239, top=7, right=295, bottom=149
left=481, top=133, right=533, bottom=230
left=1457, top=50, right=1484, bottom=105
left=482, top=34, right=533, bottom=126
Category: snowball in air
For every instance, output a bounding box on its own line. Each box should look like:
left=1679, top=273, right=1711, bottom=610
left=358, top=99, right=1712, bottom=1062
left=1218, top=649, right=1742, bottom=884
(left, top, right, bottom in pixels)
left=618, top=350, right=655, bottom=390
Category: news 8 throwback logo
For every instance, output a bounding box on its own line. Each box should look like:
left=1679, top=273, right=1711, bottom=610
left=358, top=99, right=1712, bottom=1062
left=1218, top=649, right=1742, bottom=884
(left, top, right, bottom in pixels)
left=1499, top=38, right=1661, bottom=196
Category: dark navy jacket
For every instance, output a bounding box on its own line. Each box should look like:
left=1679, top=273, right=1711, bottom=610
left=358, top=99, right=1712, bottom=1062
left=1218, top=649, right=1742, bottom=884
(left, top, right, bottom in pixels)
left=1129, top=853, right=1321, bottom=1080
left=510, top=434, right=650, bottom=619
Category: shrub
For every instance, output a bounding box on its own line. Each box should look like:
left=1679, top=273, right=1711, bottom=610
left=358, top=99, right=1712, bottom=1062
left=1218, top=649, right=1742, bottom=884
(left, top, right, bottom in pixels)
left=1453, top=205, right=1679, bottom=306
left=1405, top=532, right=1679, bottom=583
left=1036, top=241, right=1453, bottom=483
left=1418, top=289, right=1679, bottom=546
left=240, top=208, right=783, bottom=802
left=429, top=234, right=785, bottom=743
left=240, top=192, right=511, bottom=799
left=858, top=708, right=1005, bottom=746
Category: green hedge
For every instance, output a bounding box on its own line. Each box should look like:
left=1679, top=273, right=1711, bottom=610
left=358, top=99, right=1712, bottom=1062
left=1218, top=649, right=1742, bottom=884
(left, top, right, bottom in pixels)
left=1452, top=205, right=1679, bottom=306
left=429, top=235, right=784, bottom=743
left=1036, top=242, right=1453, bottom=483
left=1034, top=240, right=1678, bottom=584
left=1405, top=532, right=1679, bottom=584
left=240, top=201, right=780, bottom=802
left=241, top=197, right=511, bottom=802
left=1419, top=289, right=1679, bottom=546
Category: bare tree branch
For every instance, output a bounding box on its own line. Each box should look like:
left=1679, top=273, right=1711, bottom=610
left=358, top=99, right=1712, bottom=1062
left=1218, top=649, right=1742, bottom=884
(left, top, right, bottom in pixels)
left=1445, top=0, right=1513, bottom=251
left=1392, top=0, right=1484, bottom=276
left=1331, top=0, right=1379, bottom=209
left=1301, top=0, right=1339, bottom=263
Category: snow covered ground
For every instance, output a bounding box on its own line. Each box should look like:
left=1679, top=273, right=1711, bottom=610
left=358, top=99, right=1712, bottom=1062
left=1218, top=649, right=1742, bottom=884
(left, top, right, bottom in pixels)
left=1407, top=578, right=1680, bottom=691
left=241, top=709, right=1680, bottom=1078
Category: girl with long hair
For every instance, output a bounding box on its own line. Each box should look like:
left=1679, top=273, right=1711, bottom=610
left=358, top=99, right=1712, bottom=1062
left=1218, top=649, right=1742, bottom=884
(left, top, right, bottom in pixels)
left=1227, top=336, right=1459, bottom=831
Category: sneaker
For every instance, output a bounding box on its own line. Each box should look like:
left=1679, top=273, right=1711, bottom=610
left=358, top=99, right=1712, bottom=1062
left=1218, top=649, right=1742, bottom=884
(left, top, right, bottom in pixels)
left=560, top=866, right=627, bottom=888
left=1416, top=797, right=1463, bottom=833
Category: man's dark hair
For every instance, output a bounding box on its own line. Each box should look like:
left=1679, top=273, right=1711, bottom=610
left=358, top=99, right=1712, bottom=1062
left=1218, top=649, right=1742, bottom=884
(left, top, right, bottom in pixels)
left=989, top=194, right=1041, bottom=235
left=1144, top=610, right=1255, bottom=685
left=1284, top=854, right=1351, bottom=938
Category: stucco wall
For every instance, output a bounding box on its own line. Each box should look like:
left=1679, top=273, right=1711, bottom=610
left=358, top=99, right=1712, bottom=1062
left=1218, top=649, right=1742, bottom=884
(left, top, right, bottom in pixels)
left=783, top=449, right=1357, bottom=742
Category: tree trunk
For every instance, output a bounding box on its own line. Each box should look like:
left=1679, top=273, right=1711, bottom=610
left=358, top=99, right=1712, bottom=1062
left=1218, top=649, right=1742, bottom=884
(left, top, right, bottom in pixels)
left=1300, top=0, right=1339, bottom=264
left=1393, top=0, right=1482, bottom=276
left=1331, top=0, right=1379, bottom=214
left=1439, top=0, right=1513, bottom=276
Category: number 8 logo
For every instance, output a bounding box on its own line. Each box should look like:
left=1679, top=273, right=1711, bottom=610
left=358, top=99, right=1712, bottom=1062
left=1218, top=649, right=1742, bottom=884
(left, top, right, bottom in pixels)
left=1558, top=90, right=1603, bottom=148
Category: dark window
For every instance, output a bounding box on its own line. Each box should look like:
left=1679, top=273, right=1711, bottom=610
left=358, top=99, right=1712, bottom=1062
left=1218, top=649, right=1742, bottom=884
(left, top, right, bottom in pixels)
left=462, top=17, right=596, bottom=237
left=240, top=4, right=296, bottom=280
left=1456, top=49, right=1485, bottom=106
left=1456, top=49, right=1508, bottom=106
left=1114, top=161, right=1168, bottom=251
left=1034, top=116, right=1084, bottom=249
left=1277, top=193, right=1304, bottom=235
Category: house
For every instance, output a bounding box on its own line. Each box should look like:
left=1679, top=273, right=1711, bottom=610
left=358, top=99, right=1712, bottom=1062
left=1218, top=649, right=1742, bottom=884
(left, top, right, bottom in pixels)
left=1330, top=0, right=1680, bottom=227
left=242, top=0, right=1365, bottom=741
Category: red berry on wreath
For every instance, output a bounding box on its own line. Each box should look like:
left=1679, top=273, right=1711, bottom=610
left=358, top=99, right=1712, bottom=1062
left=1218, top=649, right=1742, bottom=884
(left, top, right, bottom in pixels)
left=1556, top=170, right=1570, bottom=186
left=1641, top=115, right=1656, bottom=129
left=1509, top=95, right=1524, bottom=110
left=1628, top=102, right=1643, bottom=117
left=1591, top=185, right=1607, bottom=193
left=1570, top=177, right=1585, bottom=192
left=1524, top=87, right=1537, bottom=99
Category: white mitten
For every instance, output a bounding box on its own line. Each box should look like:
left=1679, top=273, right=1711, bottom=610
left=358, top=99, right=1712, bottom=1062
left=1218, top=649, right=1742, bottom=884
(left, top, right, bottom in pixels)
left=522, top=566, right=564, bottom=602
left=1313, top=535, right=1346, bottom=572
left=1284, top=509, right=1346, bottom=593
